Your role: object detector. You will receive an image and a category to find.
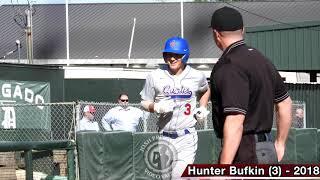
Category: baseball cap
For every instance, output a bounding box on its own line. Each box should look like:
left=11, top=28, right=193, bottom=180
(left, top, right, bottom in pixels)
left=209, top=6, right=243, bottom=31
left=83, top=105, right=96, bottom=113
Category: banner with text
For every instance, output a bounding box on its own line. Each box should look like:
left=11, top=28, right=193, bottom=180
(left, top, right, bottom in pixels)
left=0, top=80, right=50, bottom=129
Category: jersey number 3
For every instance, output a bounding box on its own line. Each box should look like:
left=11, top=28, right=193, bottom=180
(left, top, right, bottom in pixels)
left=184, top=103, right=191, bottom=115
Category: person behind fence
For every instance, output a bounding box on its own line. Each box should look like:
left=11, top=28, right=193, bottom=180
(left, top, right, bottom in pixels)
left=140, top=36, right=210, bottom=179
left=294, top=108, right=304, bottom=128
left=209, top=6, right=292, bottom=164
left=77, top=105, right=99, bottom=131
left=101, top=93, right=146, bottom=132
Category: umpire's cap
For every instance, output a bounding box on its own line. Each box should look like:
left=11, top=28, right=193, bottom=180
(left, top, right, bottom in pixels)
left=210, top=6, right=243, bottom=31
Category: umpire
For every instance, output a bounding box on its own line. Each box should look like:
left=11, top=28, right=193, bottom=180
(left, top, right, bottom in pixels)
left=209, top=6, right=292, bottom=164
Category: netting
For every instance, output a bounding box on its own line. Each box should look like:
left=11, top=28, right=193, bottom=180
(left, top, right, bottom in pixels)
left=272, top=100, right=306, bottom=129
left=0, top=103, right=75, bottom=180
left=0, top=103, right=76, bottom=141
left=1, top=1, right=320, bottom=63
left=291, top=101, right=306, bottom=129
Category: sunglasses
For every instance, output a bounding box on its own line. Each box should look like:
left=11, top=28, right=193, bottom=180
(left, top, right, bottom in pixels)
left=163, top=52, right=184, bottom=60
left=120, top=99, right=129, bottom=102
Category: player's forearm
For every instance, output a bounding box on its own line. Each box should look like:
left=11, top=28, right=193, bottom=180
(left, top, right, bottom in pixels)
left=141, top=100, right=155, bottom=113
left=275, top=96, right=292, bottom=145
left=220, top=114, right=244, bottom=164
left=199, top=88, right=210, bottom=107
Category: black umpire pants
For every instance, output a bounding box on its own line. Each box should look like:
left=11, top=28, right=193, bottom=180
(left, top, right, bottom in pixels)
left=231, top=133, right=278, bottom=164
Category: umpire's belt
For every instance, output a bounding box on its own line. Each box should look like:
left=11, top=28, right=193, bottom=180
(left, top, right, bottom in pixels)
left=162, top=128, right=194, bottom=139
left=254, top=133, right=272, bottom=142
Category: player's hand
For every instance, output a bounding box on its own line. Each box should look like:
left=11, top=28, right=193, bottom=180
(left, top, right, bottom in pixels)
left=194, top=106, right=209, bottom=123
left=154, top=99, right=174, bottom=114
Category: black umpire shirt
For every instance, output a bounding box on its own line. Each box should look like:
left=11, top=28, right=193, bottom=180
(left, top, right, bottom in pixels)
left=210, top=40, right=289, bottom=139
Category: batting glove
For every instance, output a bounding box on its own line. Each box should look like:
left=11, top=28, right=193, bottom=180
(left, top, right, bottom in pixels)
left=194, top=106, right=209, bottom=123
left=154, top=99, right=174, bottom=114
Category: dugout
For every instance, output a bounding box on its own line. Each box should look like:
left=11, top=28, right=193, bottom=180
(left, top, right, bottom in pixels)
left=0, top=63, right=67, bottom=179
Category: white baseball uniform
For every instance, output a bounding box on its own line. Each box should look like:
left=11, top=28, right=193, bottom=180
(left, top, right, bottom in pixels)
left=140, top=65, right=209, bottom=179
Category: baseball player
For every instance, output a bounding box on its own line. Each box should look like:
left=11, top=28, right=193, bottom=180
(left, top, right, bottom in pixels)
left=140, top=36, right=210, bottom=179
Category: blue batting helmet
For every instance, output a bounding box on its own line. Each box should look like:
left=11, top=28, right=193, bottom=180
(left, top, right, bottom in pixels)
left=163, top=36, right=190, bottom=64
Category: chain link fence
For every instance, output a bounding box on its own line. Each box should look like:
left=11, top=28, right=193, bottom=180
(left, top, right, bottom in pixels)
left=0, top=102, right=76, bottom=180
left=75, top=101, right=214, bottom=133
left=291, top=101, right=306, bottom=129
left=77, top=100, right=305, bottom=133
left=1, top=1, right=320, bottom=63
left=273, top=100, right=306, bottom=129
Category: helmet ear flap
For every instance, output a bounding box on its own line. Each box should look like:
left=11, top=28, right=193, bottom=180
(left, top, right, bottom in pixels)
left=181, top=54, right=189, bottom=64
left=162, top=52, right=166, bottom=60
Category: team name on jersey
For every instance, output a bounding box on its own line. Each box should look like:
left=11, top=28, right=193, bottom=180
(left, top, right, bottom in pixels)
left=163, top=85, right=192, bottom=99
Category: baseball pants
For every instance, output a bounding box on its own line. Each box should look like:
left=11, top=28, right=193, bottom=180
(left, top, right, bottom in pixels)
left=159, top=130, right=198, bottom=180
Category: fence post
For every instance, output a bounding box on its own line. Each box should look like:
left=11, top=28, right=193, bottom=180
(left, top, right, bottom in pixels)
left=24, top=150, right=33, bottom=180
left=75, top=102, right=81, bottom=136
left=143, top=111, right=147, bottom=132
left=67, top=146, right=76, bottom=180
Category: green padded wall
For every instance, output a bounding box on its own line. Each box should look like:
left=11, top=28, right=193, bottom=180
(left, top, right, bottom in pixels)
left=78, top=131, right=217, bottom=180
left=76, top=131, right=134, bottom=180
left=282, top=128, right=297, bottom=164
left=103, top=131, right=133, bottom=180
left=272, top=128, right=297, bottom=163
left=77, top=132, right=104, bottom=180
left=295, top=128, right=318, bottom=163
left=76, top=129, right=320, bottom=180
left=271, top=128, right=318, bottom=164
left=133, top=132, right=159, bottom=180
left=194, top=130, right=220, bottom=164
left=132, top=130, right=219, bottom=179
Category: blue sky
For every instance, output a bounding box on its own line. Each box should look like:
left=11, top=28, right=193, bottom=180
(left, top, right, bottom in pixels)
left=1, top=0, right=186, bottom=5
